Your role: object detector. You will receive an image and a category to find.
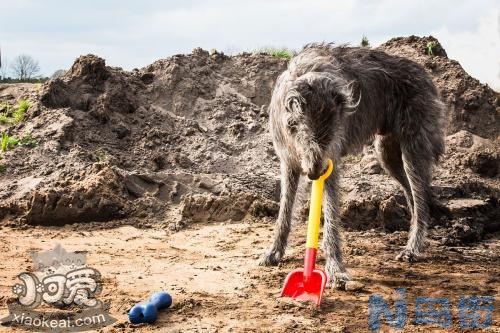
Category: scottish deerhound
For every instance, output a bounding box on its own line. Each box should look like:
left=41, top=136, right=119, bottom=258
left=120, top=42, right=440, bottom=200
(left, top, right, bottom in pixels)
left=260, top=43, right=445, bottom=288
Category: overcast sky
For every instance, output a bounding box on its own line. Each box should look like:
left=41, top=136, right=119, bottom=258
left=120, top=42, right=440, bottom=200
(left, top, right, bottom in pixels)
left=1, top=0, right=498, bottom=88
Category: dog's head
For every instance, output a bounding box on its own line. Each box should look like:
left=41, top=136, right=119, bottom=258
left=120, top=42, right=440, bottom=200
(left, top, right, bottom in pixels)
left=284, top=72, right=358, bottom=180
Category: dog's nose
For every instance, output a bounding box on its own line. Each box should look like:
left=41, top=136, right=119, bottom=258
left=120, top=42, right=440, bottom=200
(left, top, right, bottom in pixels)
left=307, top=171, right=320, bottom=181
left=307, top=160, right=328, bottom=180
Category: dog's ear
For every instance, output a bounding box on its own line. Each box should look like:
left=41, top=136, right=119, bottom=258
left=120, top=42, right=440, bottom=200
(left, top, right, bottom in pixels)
left=334, top=81, right=360, bottom=114
left=285, top=81, right=308, bottom=115
left=303, top=73, right=360, bottom=115
left=285, top=95, right=302, bottom=115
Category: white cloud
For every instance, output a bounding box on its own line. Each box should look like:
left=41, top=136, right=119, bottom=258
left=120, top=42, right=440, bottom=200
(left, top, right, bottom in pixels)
left=432, top=10, right=499, bottom=89
left=0, top=0, right=498, bottom=87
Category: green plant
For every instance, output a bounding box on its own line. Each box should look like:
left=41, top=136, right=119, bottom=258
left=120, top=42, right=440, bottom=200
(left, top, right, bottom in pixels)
left=361, top=35, right=370, bottom=47
left=95, top=148, right=108, bottom=162
left=13, top=99, right=30, bottom=123
left=426, top=41, right=435, bottom=57
left=342, top=154, right=362, bottom=164
left=0, top=99, right=30, bottom=125
left=0, top=102, right=13, bottom=125
left=255, top=47, right=295, bottom=60
left=1, top=134, right=8, bottom=152
left=19, top=133, right=38, bottom=147
left=0, top=132, right=38, bottom=153
left=0, top=155, right=5, bottom=174
left=0, top=113, right=9, bottom=124
left=1, top=133, right=19, bottom=152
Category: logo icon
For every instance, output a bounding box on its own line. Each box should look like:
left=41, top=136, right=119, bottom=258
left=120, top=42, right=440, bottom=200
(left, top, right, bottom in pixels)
left=1, top=244, right=116, bottom=332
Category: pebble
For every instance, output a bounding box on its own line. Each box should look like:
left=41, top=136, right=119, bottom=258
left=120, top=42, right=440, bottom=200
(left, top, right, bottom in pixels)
left=345, top=280, right=365, bottom=292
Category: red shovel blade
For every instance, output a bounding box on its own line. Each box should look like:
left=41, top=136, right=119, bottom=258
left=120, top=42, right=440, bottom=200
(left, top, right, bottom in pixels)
left=281, top=268, right=328, bottom=306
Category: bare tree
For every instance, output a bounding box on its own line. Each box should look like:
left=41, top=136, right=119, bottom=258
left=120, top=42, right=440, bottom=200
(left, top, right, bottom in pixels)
left=0, top=47, right=6, bottom=79
left=10, top=54, right=40, bottom=80
left=51, top=69, right=67, bottom=79
left=0, top=59, right=8, bottom=79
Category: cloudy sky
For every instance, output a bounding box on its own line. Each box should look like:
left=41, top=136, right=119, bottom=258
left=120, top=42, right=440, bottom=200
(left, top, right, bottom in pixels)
left=1, top=0, right=498, bottom=88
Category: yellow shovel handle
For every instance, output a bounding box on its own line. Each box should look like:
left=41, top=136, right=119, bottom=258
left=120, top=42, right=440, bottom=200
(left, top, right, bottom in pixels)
left=305, top=159, right=333, bottom=249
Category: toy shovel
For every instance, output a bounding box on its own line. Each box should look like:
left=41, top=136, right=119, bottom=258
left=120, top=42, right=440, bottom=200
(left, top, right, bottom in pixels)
left=281, top=159, right=333, bottom=306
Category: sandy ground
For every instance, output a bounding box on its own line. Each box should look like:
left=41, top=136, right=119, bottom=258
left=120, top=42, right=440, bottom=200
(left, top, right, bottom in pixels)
left=0, top=220, right=498, bottom=332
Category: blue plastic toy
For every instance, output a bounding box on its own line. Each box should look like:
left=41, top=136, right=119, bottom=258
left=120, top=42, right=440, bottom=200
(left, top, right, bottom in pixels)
left=129, top=291, right=173, bottom=324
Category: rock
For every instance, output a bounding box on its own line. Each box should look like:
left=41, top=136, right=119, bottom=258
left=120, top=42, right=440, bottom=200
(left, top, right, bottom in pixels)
left=345, top=280, right=365, bottom=292
left=378, top=196, right=409, bottom=231
left=442, top=218, right=485, bottom=245
left=465, top=147, right=499, bottom=178
left=447, top=199, right=490, bottom=218
left=363, top=160, right=382, bottom=175
left=112, top=122, right=131, bottom=139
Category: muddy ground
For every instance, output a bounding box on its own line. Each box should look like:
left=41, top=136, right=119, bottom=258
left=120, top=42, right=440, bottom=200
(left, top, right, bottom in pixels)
left=0, top=36, right=499, bottom=332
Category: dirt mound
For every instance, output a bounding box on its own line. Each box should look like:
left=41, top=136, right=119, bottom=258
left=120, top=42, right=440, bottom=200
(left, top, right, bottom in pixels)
left=0, top=49, right=287, bottom=226
left=41, top=54, right=140, bottom=122
left=0, top=37, right=498, bottom=244
left=379, top=35, right=499, bottom=139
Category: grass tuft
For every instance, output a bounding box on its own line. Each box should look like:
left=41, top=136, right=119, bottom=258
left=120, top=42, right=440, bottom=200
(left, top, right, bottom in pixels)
left=19, top=133, right=39, bottom=147
left=426, top=41, right=435, bottom=57
left=254, top=47, right=295, bottom=60
left=13, top=99, right=30, bottom=123
left=95, top=148, right=108, bottom=162
left=0, top=132, right=38, bottom=173
left=360, top=35, right=370, bottom=47
left=1, top=133, right=19, bottom=152
left=1, top=132, right=38, bottom=153
left=0, top=99, right=30, bottom=125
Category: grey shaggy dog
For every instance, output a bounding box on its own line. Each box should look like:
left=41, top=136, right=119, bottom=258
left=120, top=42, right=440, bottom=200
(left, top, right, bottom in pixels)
left=260, top=43, right=445, bottom=288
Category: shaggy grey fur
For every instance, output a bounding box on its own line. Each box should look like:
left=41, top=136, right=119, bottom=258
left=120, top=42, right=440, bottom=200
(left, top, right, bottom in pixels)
left=259, top=43, right=445, bottom=288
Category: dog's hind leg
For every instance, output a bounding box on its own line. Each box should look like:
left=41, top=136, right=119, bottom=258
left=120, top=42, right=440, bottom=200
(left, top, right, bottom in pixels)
left=397, top=138, right=434, bottom=262
left=323, top=168, right=350, bottom=288
left=374, top=135, right=414, bottom=215
left=259, top=160, right=301, bottom=266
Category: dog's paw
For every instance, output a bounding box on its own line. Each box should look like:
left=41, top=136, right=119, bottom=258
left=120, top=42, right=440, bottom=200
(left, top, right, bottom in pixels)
left=258, top=250, right=283, bottom=266
left=395, top=249, right=419, bottom=263
left=328, top=272, right=351, bottom=290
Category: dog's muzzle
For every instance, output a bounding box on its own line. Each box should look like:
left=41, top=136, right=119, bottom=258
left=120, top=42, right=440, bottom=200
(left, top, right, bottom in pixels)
left=306, top=160, right=328, bottom=180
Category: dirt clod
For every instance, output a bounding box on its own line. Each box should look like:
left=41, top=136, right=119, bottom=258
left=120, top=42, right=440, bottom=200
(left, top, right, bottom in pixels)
left=344, top=280, right=365, bottom=292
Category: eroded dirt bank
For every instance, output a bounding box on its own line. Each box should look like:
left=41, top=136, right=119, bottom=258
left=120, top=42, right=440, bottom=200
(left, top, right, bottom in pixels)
left=0, top=36, right=498, bottom=236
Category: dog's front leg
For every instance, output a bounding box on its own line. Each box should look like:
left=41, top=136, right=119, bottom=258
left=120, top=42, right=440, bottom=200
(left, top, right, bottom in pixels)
left=323, top=171, right=350, bottom=289
left=259, top=160, right=300, bottom=266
